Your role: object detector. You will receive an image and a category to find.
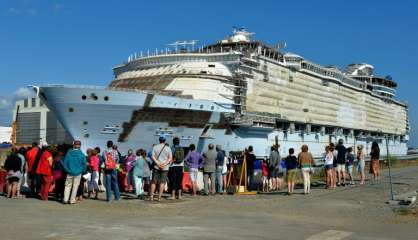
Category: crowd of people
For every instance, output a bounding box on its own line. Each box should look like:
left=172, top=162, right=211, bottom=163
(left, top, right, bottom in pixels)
left=1, top=136, right=381, bottom=201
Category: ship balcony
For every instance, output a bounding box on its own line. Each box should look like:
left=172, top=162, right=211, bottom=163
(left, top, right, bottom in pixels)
left=371, top=84, right=396, bottom=96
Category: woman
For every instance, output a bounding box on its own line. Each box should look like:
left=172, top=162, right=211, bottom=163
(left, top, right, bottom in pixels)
left=185, top=144, right=203, bottom=196
left=4, top=147, right=22, bottom=199
left=124, top=149, right=136, bottom=193
left=221, top=154, right=228, bottom=193
left=133, top=149, right=147, bottom=198
left=357, top=145, right=366, bottom=185
left=285, top=148, right=298, bottom=195
left=324, top=146, right=335, bottom=189
left=369, top=142, right=380, bottom=183
left=298, top=144, right=314, bottom=194
left=88, top=149, right=100, bottom=199
left=36, top=146, right=54, bottom=201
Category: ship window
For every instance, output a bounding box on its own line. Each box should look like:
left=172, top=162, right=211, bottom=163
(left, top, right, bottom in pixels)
left=104, top=96, right=109, bottom=101
left=200, top=104, right=204, bottom=109
left=208, top=64, right=215, bottom=68
left=82, top=95, right=87, bottom=100
left=200, top=71, right=207, bottom=74
left=83, top=121, right=88, bottom=125
left=189, top=104, right=192, bottom=108
left=69, top=107, right=74, bottom=112
left=91, top=93, right=98, bottom=100
left=211, top=106, right=214, bottom=110
left=24, top=99, right=28, bottom=108
left=84, top=133, right=90, bottom=138
left=31, top=98, right=36, bottom=107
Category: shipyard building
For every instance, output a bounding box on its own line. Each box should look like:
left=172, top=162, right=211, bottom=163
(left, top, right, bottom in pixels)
left=13, top=97, right=72, bottom=146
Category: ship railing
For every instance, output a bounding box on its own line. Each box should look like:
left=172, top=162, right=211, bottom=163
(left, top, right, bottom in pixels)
left=43, top=84, right=150, bottom=94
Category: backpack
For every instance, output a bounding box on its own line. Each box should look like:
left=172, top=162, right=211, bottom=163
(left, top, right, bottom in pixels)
left=105, top=151, right=116, bottom=170
left=173, top=147, right=185, bottom=164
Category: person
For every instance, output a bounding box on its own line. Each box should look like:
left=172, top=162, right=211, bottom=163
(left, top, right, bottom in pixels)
left=168, top=137, right=184, bottom=200
left=357, top=145, right=366, bottom=185
left=103, top=140, right=121, bottom=202
left=62, top=140, right=87, bottom=204
left=95, top=147, right=106, bottom=192
left=25, top=142, right=41, bottom=196
left=298, top=144, right=314, bottom=194
left=221, top=153, right=228, bottom=193
left=369, top=141, right=380, bottom=183
left=346, top=147, right=355, bottom=185
left=285, top=148, right=298, bottom=195
left=133, top=149, right=147, bottom=198
left=53, top=151, right=66, bottom=201
left=261, top=158, right=269, bottom=192
left=16, top=147, right=26, bottom=198
left=88, top=149, right=100, bottom=199
left=215, top=145, right=226, bottom=194
left=36, top=146, right=54, bottom=201
left=4, top=147, right=22, bottom=199
left=329, top=142, right=338, bottom=189
left=245, top=146, right=256, bottom=190
left=268, top=144, right=281, bottom=191
left=185, top=144, right=203, bottom=196
left=124, top=149, right=136, bottom=193
left=150, top=136, right=172, bottom=201
left=324, top=146, right=335, bottom=189
left=335, top=139, right=347, bottom=186
left=202, top=143, right=217, bottom=195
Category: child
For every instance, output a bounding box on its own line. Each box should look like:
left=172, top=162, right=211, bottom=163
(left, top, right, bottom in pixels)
left=346, top=147, right=355, bottom=185
left=285, top=148, right=298, bottom=195
left=261, top=158, right=269, bottom=192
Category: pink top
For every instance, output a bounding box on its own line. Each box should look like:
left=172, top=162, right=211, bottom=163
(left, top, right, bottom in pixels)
left=89, top=155, right=100, bottom=172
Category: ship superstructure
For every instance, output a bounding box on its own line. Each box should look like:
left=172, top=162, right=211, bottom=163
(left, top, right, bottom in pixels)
left=36, top=29, right=409, bottom=157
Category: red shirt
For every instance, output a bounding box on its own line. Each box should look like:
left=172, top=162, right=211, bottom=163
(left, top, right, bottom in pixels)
left=36, top=150, right=53, bottom=176
left=26, top=147, right=39, bottom=172
left=261, top=162, right=269, bottom=177
left=89, top=155, right=100, bottom=172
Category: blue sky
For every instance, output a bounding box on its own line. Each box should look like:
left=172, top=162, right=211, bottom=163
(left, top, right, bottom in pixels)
left=0, top=0, right=417, bottom=146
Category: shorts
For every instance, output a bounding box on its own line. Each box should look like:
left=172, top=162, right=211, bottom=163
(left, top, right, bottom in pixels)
left=189, top=168, right=199, bottom=182
left=346, top=165, right=353, bottom=175
left=325, top=164, right=334, bottom=170
left=270, top=169, right=280, bottom=178
left=152, top=169, right=168, bottom=184
left=7, top=176, right=19, bottom=183
left=357, top=161, right=365, bottom=173
left=286, top=169, right=297, bottom=182
left=337, top=164, right=346, bottom=173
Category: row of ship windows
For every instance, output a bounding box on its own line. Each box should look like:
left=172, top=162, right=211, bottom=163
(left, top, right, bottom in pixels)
left=68, top=103, right=216, bottom=113
left=81, top=94, right=109, bottom=101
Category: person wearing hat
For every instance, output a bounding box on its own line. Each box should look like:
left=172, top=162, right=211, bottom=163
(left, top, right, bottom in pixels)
left=150, top=135, right=172, bottom=201
left=62, top=140, right=87, bottom=204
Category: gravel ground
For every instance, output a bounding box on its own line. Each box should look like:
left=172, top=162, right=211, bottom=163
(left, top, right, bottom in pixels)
left=1, top=166, right=417, bottom=240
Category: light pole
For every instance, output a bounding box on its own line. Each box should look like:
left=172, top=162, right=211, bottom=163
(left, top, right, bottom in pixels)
left=385, top=134, right=395, bottom=201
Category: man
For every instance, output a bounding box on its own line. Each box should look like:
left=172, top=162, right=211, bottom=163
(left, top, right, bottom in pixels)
left=215, top=145, right=225, bottom=194
left=25, top=142, right=41, bottom=196
left=150, top=136, right=172, bottom=201
left=335, top=139, right=347, bottom=186
left=245, top=146, right=256, bottom=190
left=103, top=140, right=121, bottom=202
left=168, top=137, right=184, bottom=200
left=62, top=140, right=87, bottom=204
left=268, top=144, right=281, bottom=191
left=202, top=144, right=217, bottom=195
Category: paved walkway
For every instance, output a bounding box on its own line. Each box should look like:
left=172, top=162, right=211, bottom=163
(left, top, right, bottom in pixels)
left=1, top=166, right=417, bottom=240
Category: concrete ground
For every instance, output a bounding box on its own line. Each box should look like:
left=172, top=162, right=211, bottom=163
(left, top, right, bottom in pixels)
left=1, top=166, right=418, bottom=240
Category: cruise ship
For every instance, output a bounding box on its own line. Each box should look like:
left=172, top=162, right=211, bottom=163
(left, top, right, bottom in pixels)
left=34, top=28, right=409, bottom=157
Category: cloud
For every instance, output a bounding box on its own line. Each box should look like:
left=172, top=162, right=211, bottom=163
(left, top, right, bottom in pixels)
left=14, top=87, right=34, bottom=100
left=0, top=97, right=11, bottom=110
left=7, top=7, right=37, bottom=16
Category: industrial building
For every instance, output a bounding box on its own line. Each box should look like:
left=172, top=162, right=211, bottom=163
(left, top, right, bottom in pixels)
left=13, top=97, right=72, bottom=146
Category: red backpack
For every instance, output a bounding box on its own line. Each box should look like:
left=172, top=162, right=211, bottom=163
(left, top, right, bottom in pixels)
left=105, top=151, right=116, bottom=170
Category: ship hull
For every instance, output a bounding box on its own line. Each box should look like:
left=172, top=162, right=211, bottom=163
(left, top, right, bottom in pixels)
left=38, top=85, right=408, bottom=158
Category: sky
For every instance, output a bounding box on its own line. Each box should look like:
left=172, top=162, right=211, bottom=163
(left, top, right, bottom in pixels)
left=0, top=0, right=417, bottom=147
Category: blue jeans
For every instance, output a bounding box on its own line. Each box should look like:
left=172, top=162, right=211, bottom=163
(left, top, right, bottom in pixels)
left=104, top=170, right=120, bottom=201
left=215, top=166, right=223, bottom=193
left=88, top=171, right=99, bottom=192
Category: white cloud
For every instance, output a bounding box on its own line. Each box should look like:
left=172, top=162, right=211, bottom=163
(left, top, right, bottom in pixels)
left=0, top=97, right=11, bottom=110
left=14, top=87, right=34, bottom=100
left=7, top=7, right=23, bottom=15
